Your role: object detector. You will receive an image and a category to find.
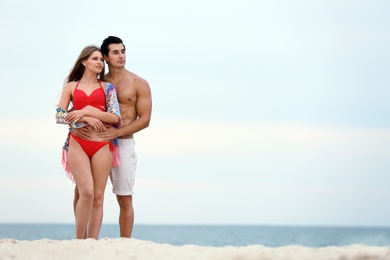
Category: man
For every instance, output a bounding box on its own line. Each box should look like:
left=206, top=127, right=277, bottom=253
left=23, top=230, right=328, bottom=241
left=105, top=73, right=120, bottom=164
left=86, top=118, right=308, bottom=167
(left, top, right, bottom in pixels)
left=98, top=36, right=152, bottom=237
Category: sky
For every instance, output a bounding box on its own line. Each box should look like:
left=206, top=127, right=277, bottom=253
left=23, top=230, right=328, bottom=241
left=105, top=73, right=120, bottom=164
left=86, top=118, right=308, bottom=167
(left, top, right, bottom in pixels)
left=0, top=0, right=389, bottom=226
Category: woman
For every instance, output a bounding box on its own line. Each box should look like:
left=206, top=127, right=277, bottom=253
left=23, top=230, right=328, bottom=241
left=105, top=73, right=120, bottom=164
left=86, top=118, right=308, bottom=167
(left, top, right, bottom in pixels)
left=56, top=45, right=122, bottom=239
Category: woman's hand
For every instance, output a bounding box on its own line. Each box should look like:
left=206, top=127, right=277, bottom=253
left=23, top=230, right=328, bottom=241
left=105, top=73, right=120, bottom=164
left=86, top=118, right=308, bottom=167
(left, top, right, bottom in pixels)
left=83, top=116, right=106, bottom=132
left=65, top=110, right=85, bottom=123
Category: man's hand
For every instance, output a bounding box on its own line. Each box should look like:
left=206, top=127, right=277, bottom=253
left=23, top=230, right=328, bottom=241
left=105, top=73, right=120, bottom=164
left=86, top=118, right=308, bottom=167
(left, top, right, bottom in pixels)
left=72, top=127, right=92, bottom=139
left=97, top=125, right=119, bottom=141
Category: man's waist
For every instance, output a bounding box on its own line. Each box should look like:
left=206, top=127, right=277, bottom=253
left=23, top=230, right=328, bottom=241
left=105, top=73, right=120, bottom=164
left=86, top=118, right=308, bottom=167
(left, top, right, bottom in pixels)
left=118, top=134, right=134, bottom=140
left=116, top=138, right=135, bottom=145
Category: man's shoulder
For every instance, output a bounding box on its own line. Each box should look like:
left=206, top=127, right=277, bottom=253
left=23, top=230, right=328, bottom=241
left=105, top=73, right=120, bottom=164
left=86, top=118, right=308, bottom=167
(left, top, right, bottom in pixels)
left=106, top=69, right=149, bottom=89
left=126, top=70, right=149, bottom=87
left=126, top=70, right=142, bottom=79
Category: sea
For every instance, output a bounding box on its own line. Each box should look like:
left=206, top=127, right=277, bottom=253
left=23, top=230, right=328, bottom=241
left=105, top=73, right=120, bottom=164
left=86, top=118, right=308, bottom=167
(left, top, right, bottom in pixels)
left=1, top=224, right=390, bottom=247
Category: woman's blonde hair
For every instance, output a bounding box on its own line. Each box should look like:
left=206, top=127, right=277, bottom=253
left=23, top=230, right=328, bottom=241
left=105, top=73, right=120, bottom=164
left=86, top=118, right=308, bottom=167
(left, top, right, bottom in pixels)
left=66, top=45, right=105, bottom=83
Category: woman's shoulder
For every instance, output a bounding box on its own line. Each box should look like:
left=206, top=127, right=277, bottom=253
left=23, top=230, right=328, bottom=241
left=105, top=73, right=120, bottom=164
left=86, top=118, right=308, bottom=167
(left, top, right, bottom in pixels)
left=63, top=81, right=77, bottom=91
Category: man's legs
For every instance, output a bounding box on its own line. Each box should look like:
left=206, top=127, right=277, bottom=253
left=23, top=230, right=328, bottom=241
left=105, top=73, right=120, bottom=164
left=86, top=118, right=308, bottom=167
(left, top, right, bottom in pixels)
left=117, top=195, right=134, bottom=237
left=110, top=138, right=137, bottom=238
left=73, top=186, right=87, bottom=239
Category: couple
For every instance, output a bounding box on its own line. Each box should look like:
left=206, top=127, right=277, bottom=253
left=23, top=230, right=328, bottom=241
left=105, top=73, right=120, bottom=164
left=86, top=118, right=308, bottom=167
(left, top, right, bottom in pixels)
left=56, top=36, right=152, bottom=239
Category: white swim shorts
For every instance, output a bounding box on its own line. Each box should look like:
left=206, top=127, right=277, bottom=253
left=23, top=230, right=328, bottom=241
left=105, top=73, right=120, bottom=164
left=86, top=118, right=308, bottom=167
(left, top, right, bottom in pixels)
left=110, top=138, right=137, bottom=195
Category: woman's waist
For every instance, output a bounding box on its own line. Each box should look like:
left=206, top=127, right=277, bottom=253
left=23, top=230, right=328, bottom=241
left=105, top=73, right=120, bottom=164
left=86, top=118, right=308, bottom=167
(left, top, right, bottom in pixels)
left=70, top=131, right=110, bottom=142
left=89, top=131, right=109, bottom=142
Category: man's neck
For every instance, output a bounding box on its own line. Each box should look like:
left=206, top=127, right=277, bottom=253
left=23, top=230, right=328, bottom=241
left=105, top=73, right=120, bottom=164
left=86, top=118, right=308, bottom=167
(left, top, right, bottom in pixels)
left=107, top=66, right=127, bottom=81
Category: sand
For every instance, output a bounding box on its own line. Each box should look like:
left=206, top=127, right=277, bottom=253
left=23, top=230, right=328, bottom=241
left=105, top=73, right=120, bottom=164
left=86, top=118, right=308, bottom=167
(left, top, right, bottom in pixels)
left=0, top=238, right=390, bottom=260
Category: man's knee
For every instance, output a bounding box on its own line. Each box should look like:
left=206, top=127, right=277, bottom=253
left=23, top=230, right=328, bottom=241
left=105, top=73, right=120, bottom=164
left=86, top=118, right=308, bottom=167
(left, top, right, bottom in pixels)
left=74, top=186, right=79, bottom=200
left=117, top=195, right=133, bottom=209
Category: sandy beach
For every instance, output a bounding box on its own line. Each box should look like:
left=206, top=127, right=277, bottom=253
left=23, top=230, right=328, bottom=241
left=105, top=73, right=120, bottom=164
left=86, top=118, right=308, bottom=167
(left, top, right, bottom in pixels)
left=0, top=238, right=390, bottom=260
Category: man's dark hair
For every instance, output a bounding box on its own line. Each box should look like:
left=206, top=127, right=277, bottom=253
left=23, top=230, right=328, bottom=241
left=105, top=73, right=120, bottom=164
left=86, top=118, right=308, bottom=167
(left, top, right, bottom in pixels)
left=101, top=36, right=126, bottom=56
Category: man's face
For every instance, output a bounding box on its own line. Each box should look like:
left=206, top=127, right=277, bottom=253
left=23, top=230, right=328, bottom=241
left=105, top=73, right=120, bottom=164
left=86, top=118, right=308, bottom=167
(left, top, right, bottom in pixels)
left=106, top=43, right=126, bottom=68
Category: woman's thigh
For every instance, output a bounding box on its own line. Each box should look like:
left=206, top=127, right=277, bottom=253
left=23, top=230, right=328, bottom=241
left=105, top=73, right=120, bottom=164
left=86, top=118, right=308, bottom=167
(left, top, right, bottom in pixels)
left=91, top=145, right=113, bottom=196
left=68, top=137, right=93, bottom=190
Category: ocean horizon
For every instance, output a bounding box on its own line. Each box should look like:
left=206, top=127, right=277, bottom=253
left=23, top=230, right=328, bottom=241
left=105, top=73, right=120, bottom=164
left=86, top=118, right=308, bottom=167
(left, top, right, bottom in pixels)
left=1, top=223, right=390, bottom=247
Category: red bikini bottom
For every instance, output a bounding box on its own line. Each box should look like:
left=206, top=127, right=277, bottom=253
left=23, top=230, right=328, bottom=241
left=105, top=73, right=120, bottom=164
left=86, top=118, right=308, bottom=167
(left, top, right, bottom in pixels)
left=70, top=133, right=113, bottom=158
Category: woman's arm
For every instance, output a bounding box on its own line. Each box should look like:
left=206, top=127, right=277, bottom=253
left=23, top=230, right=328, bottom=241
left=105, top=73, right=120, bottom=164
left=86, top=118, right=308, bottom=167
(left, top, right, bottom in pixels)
left=65, top=106, right=120, bottom=124
left=55, top=83, right=88, bottom=128
left=56, top=83, right=73, bottom=125
left=105, top=82, right=123, bottom=127
left=57, top=83, right=73, bottom=111
left=56, top=83, right=74, bottom=124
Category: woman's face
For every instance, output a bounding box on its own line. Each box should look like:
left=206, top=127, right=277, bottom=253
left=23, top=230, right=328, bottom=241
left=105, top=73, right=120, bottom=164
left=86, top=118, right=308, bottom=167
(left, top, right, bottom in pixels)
left=84, top=51, right=104, bottom=74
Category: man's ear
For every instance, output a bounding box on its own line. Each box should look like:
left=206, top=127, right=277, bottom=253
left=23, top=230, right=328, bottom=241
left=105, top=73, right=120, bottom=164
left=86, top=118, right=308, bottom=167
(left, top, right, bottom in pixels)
left=103, top=54, right=109, bottom=63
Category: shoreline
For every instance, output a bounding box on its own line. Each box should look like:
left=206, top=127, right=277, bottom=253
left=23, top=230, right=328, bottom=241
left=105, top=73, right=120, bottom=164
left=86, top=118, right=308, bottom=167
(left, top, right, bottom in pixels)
left=1, top=238, right=390, bottom=260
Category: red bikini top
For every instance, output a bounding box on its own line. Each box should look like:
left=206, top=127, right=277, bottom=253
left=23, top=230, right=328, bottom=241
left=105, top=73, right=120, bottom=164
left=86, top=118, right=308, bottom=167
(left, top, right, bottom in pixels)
left=73, top=80, right=106, bottom=111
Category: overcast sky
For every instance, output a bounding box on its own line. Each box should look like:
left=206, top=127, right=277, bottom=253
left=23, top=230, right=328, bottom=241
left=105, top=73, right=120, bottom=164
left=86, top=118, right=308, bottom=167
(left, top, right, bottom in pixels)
left=0, top=0, right=389, bottom=226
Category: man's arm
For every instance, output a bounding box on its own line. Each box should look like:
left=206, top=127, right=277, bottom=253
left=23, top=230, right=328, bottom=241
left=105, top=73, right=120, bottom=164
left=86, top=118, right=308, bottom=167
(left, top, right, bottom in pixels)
left=99, top=79, right=152, bottom=140
left=119, top=80, right=152, bottom=137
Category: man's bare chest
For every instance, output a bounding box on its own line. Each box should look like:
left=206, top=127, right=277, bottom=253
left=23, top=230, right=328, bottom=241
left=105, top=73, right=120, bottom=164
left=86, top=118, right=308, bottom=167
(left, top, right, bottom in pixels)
left=115, top=85, right=137, bottom=105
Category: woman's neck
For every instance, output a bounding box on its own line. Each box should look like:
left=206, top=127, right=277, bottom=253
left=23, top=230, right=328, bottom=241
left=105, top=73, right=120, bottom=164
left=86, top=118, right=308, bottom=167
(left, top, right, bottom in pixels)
left=80, top=73, right=98, bottom=84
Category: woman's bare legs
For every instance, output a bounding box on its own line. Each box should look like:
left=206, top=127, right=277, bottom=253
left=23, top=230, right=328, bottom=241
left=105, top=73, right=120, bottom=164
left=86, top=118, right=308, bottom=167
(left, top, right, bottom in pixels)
left=68, top=137, right=94, bottom=239
left=87, top=145, right=113, bottom=239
